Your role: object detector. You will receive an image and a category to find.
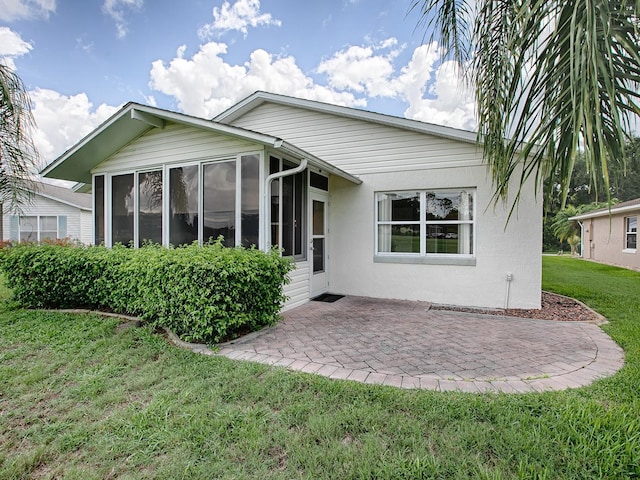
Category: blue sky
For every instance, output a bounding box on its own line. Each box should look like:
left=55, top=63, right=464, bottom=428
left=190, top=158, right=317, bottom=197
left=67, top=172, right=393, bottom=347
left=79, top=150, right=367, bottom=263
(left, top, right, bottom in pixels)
left=1, top=0, right=476, bottom=166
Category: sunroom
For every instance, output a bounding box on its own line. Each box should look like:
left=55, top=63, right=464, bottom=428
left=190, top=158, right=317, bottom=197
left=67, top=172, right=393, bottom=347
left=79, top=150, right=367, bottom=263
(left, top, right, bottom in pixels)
left=41, top=103, right=361, bottom=305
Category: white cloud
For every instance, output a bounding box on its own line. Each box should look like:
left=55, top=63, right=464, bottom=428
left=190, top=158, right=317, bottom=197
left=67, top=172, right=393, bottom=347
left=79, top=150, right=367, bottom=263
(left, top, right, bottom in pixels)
left=198, top=0, right=281, bottom=39
left=0, top=0, right=55, bottom=21
left=0, top=27, right=33, bottom=70
left=317, top=38, right=402, bottom=97
left=102, top=0, right=143, bottom=39
left=31, top=88, right=120, bottom=164
left=149, top=42, right=364, bottom=118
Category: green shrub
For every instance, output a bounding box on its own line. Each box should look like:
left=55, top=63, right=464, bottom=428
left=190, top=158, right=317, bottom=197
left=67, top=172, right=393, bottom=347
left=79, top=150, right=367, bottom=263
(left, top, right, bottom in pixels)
left=0, top=241, right=294, bottom=343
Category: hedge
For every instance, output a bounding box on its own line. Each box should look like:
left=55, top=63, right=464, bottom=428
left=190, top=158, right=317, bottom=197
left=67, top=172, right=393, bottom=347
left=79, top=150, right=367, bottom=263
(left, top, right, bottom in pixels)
left=0, top=240, right=294, bottom=344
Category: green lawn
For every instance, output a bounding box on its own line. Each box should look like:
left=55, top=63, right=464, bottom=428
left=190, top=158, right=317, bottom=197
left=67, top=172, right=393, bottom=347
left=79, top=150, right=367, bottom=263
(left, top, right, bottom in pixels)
left=1, top=257, right=639, bottom=479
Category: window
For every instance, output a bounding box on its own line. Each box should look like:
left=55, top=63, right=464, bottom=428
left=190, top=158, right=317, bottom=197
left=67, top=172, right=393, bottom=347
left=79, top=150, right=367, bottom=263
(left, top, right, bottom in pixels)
left=14, top=215, right=66, bottom=242
left=376, top=189, right=474, bottom=260
left=94, top=175, right=105, bottom=244
left=138, top=170, right=163, bottom=246
left=203, top=161, right=236, bottom=246
left=169, top=165, right=199, bottom=246
left=270, top=156, right=306, bottom=257
left=112, top=173, right=134, bottom=245
left=626, top=216, right=637, bottom=250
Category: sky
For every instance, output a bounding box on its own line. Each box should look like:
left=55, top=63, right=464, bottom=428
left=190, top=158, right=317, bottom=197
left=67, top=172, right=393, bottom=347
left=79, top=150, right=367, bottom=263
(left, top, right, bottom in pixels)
left=0, top=0, right=476, bottom=172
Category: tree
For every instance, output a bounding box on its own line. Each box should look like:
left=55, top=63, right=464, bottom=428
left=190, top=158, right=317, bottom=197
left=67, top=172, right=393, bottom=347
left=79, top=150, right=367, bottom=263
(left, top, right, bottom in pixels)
left=414, top=1, right=640, bottom=213
left=0, top=63, right=39, bottom=212
left=551, top=205, right=582, bottom=254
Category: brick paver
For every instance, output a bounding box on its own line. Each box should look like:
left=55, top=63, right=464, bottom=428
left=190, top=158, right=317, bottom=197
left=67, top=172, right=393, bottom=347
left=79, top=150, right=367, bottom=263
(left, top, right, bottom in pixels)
left=215, top=296, right=624, bottom=393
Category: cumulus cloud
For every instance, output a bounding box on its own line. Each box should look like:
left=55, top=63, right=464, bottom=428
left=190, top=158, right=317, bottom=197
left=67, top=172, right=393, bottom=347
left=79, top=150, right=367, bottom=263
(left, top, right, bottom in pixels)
left=149, top=42, right=364, bottom=118
left=317, top=38, right=402, bottom=97
left=102, top=0, right=143, bottom=39
left=0, top=27, right=33, bottom=70
left=198, top=0, right=281, bottom=39
left=0, top=0, right=55, bottom=22
left=31, top=88, right=120, bottom=164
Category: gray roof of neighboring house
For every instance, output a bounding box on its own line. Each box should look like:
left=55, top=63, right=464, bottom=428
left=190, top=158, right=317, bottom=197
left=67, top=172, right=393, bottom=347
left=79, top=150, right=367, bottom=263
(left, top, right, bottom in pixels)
left=35, top=181, right=92, bottom=211
left=569, top=197, right=640, bottom=221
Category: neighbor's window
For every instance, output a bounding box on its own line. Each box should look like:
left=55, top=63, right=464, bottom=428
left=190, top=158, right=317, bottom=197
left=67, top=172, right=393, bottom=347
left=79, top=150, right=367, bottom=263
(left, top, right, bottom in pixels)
left=16, top=215, right=66, bottom=242
left=376, top=189, right=474, bottom=256
left=626, top=216, right=637, bottom=250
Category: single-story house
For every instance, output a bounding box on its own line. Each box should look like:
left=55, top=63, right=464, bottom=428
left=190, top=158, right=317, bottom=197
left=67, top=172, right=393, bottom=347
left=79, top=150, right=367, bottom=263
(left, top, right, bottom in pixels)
left=41, top=91, right=542, bottom=310
left=2, top=181, right=93, bottom=244
left=570, top=198, right=639, bottom=270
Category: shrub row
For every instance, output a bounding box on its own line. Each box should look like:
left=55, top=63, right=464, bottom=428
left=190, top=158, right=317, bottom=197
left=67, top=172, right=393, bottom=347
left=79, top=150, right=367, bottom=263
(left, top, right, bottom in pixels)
left=0, top=241, right=294, bottom=344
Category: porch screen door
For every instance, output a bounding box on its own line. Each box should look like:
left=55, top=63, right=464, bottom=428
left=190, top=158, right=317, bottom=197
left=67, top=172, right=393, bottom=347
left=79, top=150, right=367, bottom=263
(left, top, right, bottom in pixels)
left=310, top=192, right=328, bottom=297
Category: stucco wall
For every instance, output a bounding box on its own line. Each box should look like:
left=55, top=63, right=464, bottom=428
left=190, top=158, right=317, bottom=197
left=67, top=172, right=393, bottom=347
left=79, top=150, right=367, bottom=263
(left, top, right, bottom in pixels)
left=327, top=166, right=542, bottom=310
left=583, top=214, right=640, bottom=270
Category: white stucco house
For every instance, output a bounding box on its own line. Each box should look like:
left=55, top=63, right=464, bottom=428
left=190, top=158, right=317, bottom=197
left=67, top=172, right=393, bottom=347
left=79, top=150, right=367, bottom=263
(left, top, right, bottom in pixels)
left=2, top=181, right=93, bottom=245
left=41, top=91, right=542, bottom=310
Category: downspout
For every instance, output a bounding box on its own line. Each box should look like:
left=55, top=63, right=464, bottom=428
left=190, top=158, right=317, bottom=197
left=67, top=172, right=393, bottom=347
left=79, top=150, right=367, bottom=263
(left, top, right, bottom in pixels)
left=263, top=158, right=308, bottom=252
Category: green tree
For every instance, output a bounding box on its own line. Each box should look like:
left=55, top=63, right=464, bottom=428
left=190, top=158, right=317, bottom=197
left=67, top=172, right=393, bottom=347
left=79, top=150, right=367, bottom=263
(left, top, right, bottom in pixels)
left=551, top=205, right=582, bottom=255
left=0, top=63, right=39, bottom=211
left=414, top=1, right=640, bottom=213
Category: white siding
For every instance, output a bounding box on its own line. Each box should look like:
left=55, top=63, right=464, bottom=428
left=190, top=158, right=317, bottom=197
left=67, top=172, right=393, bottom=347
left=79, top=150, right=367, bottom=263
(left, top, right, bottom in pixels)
left=2, top=195, right=88, bottom=243
left=283, top=261, right=310, bottom=310
left=80, top=210, right=93, bottom=245
left=92, top=123, right=261, bottom=174
left=228, top=103, right=482, bottom=175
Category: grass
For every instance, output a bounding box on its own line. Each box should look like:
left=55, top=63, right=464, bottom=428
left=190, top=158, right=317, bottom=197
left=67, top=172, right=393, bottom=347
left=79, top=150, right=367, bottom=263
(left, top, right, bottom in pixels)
left=1, top=257, right=639, bottom=479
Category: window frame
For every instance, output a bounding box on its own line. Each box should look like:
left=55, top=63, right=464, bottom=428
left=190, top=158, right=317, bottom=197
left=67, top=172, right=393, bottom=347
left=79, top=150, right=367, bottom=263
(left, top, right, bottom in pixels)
left=374, top=188, right=476, bottom=266
left=96, top=151, right=264, bottom=249
left=17, top=215, right=64, bottom=242
left=624, top=215, right=637, bottom=252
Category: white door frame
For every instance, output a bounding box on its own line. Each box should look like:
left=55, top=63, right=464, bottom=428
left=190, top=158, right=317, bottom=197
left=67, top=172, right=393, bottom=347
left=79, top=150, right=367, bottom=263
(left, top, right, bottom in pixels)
left=309, top=190, right=329, bottom=297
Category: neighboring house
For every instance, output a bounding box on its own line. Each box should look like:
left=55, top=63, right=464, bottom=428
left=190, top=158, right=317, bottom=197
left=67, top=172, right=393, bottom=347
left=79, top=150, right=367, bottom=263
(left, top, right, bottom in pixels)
left=570, top=198, right=640, bottom=270
left=41, top=91, right=542, bottom=310
left=1, top=181, right=93, bottom=245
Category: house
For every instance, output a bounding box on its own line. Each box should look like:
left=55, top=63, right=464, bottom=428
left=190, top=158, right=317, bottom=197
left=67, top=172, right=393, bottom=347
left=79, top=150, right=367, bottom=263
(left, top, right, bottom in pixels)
left=2, top=181, right=93, bottom=244
left=570, top=198, right=639, bottom=270
left=41, top=91, right=542, bottom=310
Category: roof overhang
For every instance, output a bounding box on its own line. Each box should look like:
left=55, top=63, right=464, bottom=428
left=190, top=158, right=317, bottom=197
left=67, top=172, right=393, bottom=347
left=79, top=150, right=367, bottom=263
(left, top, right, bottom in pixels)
left=41, top=102, right=360, bottom=185
left=570, top=203, right=640, bottom=221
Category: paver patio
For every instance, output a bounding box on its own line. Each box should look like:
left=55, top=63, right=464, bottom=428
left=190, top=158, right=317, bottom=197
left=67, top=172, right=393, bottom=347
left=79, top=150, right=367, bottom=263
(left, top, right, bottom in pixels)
left=215, top=296, right=624, bottom=393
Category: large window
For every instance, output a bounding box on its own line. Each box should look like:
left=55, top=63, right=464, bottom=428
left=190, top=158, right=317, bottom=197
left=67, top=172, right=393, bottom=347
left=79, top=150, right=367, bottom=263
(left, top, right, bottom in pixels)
left=138, top=170, right=163, bottom=246
left=100, top=153, right=264, bottom=249
left=376, top=189, right=474, bottom=257
left=626, top=216, right=637, bottom=250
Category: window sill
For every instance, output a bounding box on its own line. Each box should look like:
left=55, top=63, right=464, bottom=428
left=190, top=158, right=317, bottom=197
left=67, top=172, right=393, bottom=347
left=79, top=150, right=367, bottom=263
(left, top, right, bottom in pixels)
left=374, top=255, right=476, bottom=266
left=622, top=248, right=637, bottom=254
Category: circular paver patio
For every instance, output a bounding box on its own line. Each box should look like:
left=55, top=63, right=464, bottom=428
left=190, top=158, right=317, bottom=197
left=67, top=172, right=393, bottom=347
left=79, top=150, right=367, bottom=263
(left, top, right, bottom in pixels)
left=214, top=296, right=624, bottom=393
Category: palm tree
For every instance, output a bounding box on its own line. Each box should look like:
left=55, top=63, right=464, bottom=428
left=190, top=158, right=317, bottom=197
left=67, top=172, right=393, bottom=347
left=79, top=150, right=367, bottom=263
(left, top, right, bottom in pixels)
left=413, top=1, right=640, bottom=214
left=551, top=204, right=582, bottom=254
left=0, top=63, right=39, bottom=212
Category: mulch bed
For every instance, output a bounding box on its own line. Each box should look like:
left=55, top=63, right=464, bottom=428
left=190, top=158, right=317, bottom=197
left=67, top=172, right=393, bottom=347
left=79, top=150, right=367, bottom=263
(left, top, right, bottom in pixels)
left=431, top=291, right=603, bottom=323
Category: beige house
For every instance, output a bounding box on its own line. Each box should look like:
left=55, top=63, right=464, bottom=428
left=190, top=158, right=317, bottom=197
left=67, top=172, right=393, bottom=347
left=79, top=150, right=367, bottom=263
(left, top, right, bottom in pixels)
left=571, top=198, right=640, bottom=270
left=41, top=91, right=542, bottom=310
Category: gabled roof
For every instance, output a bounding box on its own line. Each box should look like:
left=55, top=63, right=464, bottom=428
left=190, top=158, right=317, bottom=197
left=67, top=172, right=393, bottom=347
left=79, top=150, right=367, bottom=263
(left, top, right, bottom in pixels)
left=35, top=181, right=92, bottom=210
left=570, top=198, right=640, bottom=221
left=41, top=102, right=361, bottom=185
left=214, top=91, right=479, bottom=144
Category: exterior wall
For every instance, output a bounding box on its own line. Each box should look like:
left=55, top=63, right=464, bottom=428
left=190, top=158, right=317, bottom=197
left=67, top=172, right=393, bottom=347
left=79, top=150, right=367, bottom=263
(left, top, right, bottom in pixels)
left=80, top=210, right=93, bottom=245
left=582, top=213, right=640, bottom=270
left=283, top=260, right=310, bottom=310
left=227, top=103, right=479, bottom=175
left=92, top=122, right=258, bottom=174
left=328, top=166, right=542, bottom=310
left=229, top=101, right=542, bottom=309
left=2, top=195, right=89, bottom=244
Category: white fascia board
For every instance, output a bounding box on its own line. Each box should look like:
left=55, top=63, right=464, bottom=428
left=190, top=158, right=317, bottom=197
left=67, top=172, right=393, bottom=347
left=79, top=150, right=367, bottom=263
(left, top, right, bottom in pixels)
left=570, top=204, right=640, bottom=221
left=278, top=141, right=361, bottom=185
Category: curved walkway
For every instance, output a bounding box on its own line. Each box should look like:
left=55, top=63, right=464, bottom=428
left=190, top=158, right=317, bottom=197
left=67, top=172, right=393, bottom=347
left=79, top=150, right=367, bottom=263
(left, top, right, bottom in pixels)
left=214, top=296, right=624, bottom=393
